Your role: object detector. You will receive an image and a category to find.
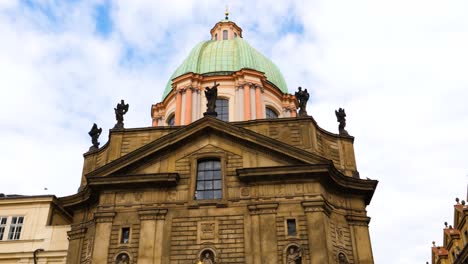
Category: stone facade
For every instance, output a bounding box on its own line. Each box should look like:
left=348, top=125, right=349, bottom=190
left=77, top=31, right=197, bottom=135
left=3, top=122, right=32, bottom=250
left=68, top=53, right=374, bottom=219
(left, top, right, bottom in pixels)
left=60, top=116, right=377, bottom=264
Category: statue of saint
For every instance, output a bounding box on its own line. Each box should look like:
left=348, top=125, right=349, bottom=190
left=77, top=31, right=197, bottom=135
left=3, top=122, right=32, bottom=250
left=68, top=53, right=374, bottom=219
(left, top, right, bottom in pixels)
left=295, top=87, right=309, bottom=117
left=116, top=253, right=129, bottom=264
left=114, top=99, right=129, bottom=129
left=88, top=123, right=102, bottom=151
left=201, top=251, right=214, bottom=264
left=286, top=246, right=302, bottom=264
left=338, top=253, right=349, bottom=264
left=335, top=108, right=349, bottom=136
left=204, top=82, right=219, bottom=116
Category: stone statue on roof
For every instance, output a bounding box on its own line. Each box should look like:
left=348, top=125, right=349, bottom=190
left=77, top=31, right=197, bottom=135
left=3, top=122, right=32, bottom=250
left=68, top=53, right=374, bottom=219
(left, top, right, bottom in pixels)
left=114, top=99, right=129, bottom=129
left=335, top=108, right=349, bottom=136
left=204, top=82, right=219, bottom=117
left=88, top=123, right=102, bottom=151
left=295, top=87, right=309, bottom=117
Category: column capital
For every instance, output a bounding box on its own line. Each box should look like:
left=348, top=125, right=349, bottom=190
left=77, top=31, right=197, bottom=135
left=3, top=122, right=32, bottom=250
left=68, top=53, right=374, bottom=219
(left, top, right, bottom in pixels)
left=345, top=214, right=371, bottom=226
left=301, top=196, right=333, bottom=216
left=67, top=223, right=88, bottom=240
left=93, top=211, right=116, bottom=223
left=248, top=202, right=278, bottom=215
left=138, top=208, right=168, bottom=220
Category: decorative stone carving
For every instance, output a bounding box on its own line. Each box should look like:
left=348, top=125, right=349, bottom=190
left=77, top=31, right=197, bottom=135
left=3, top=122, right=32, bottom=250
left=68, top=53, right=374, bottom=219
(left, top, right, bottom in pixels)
left=88, top=123, right=102, bottom=151
left=335, top=108, right=349, bottom=136
left=114, top=99, right=129, bottom=129
left=295, top=87, right=309, bottom=117
left=203, top=82, right=219, bottom=117
left=286, top=245, right=302, bottom=264
left=197, top=221, right=218, bottom=243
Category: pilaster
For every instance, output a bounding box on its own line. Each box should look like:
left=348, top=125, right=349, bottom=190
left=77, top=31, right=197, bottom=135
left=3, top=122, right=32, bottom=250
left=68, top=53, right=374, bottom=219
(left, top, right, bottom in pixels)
left=346, top=214, right=374, bottom=264
left=248, top=203, right=279, bottom=263
left=66, top=224, right=88, bottom=264
left=302, top=196, right=334, bottom=263
left=91, top=211, right=115, bottom=264
left=137, top=208, right=168, bottom=264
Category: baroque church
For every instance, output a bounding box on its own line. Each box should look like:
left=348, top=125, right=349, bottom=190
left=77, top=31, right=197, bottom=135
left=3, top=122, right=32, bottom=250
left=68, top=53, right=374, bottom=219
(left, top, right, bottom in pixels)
left=0, top=14, right=378, bottom=264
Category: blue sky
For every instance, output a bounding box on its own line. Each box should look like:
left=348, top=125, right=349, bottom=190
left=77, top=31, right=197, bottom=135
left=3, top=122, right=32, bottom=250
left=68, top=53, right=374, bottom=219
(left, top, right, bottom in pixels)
left=1, top=1, right=468, bottom=263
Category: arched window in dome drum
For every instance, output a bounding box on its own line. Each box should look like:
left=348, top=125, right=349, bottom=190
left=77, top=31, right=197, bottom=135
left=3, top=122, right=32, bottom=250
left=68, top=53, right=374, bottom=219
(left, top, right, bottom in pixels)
left=234, top=32, right=238, bottom=38
left=167, top=113, right=175, bottom=126
left=223, top=30, right=228, bottom=40
left=265, top=107, right=278, bottom=119
left=215, top=99, right=229, bottom=122
left=214, top=33, right=217, bottom=40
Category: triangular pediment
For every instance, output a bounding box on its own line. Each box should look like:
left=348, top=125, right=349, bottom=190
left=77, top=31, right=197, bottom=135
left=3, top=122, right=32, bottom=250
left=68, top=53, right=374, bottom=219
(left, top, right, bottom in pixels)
left=86, top=117, right=332, bottom=178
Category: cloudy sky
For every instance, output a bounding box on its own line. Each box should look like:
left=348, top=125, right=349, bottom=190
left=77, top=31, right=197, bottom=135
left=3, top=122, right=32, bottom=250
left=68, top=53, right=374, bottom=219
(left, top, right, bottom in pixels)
left=1, top=0, right=467, bottom=263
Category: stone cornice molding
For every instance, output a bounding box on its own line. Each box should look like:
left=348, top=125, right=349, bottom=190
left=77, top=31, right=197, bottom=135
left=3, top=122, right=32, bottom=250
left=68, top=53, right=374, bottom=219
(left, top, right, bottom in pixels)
left=301, top=196, right=333, bottom=217
left=237, top=164, right=377, bottom=205
left=138, top=208, right=168, bottom=220
left=94, top=211, right=116, bottom=223
left=86, top=173, right=180, bottom=190
left=248, top=202, right=279, bottom=215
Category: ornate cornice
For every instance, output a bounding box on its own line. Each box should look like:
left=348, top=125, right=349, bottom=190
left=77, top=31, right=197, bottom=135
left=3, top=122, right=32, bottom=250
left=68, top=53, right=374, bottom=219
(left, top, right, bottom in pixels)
left=248, top=202, right=279, bottom=215
left=138, top=208, right=168, bottom=220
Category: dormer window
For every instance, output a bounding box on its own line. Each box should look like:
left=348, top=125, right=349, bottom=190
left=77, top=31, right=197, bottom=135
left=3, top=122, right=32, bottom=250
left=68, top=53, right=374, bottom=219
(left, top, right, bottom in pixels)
left=223, top=30, right=228, bottom=40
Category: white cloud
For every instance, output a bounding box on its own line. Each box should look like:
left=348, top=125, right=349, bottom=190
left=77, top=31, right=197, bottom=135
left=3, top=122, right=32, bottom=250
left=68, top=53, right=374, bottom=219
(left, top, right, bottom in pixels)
left=0, top=1, right=467, bottom=263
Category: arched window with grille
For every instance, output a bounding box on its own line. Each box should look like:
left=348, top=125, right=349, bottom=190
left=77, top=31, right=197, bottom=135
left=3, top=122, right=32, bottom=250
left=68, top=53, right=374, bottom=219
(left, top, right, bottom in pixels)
left=195, top=159, right=222, bottom=200
left=265, top=107, right=279, bottom=119
left=215, top=99, right=229, bottom=122
left=223, top=30, right=228, bottom=40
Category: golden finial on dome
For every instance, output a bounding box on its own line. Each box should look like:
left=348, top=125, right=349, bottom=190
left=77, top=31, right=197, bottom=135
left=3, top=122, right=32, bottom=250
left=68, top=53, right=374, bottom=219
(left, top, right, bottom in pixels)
left=225, top=5, right=229, bottom=20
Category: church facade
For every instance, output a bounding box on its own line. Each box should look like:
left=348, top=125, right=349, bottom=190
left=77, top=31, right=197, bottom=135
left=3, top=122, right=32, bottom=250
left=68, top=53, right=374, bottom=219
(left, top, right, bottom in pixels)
left=59, top=16, right=378, bottom=264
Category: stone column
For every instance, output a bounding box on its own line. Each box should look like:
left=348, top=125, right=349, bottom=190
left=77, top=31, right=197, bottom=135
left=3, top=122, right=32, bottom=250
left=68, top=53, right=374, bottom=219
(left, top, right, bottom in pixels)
left=255, top=85, right=263, bottom=119
left=184, top=87, right=193, bottom=125
left=302, top=196, right=333, bottom=263
left=66, top=224, right=87, bottom=264
left=247, top=203, right=279, bottom=264
left=91, top=211, right=115, bottom=264
left=243, top=83, right=251, bottom=120
left=175, top=89, right=182, bottom=125
left=137, top=208, right=168, bottom=264
left=346, top=215, right=374, bottom=264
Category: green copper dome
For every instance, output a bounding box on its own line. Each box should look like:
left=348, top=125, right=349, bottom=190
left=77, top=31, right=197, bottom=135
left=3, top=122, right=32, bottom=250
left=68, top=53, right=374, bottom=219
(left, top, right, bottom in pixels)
left=162, top=38, right=288, bottom=99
